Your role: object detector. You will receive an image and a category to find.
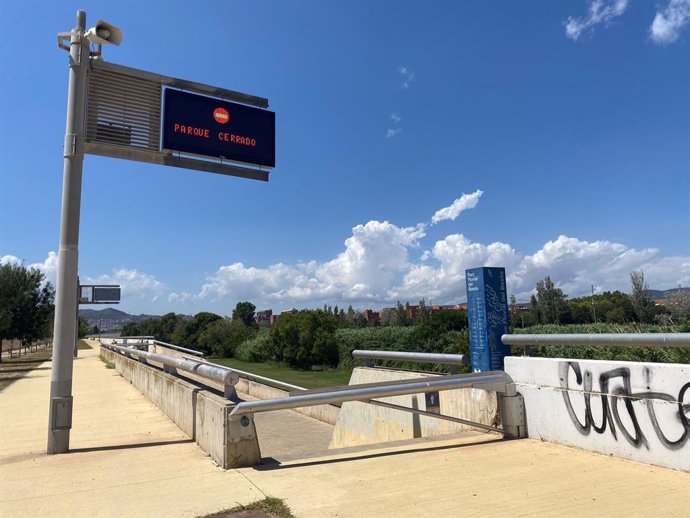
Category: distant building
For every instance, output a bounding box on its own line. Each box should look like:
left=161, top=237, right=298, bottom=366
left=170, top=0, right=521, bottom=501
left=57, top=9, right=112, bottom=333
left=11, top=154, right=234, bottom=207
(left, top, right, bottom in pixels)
left=363, top=309, right=379, bottom=322
left=255, top=309, right=272, bottom=325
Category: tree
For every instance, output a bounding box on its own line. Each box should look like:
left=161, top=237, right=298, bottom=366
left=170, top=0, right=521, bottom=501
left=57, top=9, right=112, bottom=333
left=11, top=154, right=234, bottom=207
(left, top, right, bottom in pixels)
left=630, top=270, right=653, bottom=323
left=270, top=310, right=338, bottom=369
left=666, top=288, right=690, bottom=321
left=78, top=317, right=90, bottom=338
left=232, top=301, right=256, bottom=327
left=415, top=299, right=431, bottom=325
left=197, top=318, right=256, bottom=357
left=0, top=263, right=55, bottom=361
left=533, top=276, right=570, bottom=324
left=172, top=311, right=222, bottom=352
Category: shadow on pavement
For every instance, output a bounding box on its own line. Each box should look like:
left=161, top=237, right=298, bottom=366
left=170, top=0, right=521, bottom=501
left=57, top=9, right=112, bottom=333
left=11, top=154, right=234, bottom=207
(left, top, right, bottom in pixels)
left=253, top=437, right=507, bottom=471
left=70, top=438, right=194, bottom=453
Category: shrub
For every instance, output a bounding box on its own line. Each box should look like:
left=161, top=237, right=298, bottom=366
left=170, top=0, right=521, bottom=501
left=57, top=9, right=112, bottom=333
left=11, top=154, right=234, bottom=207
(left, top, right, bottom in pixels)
left=235, top=332, right=272, bottom=363
left=270, top=310, right=339, bottom=369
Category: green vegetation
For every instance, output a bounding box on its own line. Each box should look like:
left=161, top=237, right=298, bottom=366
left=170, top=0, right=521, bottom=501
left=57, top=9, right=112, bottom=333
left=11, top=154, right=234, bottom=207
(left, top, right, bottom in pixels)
left=198, top=496, right=295, bottom=518
left=122, top=270, right=689, bottom=380
left=269, top=310, right=339, bottom=369
left=211, top=357, right=352, bottom=389
left=511, top=322, right=690, bottom=364
left=100, top=356, right=115, bottom=369
left=0, top=263, right=55, bottom=362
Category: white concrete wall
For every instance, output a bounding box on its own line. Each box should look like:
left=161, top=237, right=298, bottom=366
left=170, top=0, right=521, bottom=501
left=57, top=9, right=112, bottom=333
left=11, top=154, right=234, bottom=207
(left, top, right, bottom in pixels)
left=505, top=357, right=689, bottom=472
left=330, top=367, right=498, bottom=449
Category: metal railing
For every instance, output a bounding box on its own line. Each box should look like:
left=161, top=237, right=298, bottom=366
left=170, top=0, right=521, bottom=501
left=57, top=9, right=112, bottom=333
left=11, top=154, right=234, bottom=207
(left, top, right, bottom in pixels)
left=101, top=338, right=303, bottom=394
left=104, top=336, right=205, bottom=357
left=501, top=333, right=690, bottom=349
left=150, top=340, right=205, bottom=357
left=226, top=366, right=306, bottom=393
left=352, top=350, right=468, bottom=374
left=102, top=342, right=238, bottom=397
left=229, top=370, right=525, bottom=438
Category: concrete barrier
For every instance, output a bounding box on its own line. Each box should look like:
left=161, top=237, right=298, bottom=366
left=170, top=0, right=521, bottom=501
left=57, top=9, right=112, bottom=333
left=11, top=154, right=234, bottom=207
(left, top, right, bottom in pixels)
left=505, top=357, right=690, bottom=472
left=143, top=341, right=340, bottom=425
left=101, top=347, right=260, bottom=468
left=330, top=367, right=498, bottom=448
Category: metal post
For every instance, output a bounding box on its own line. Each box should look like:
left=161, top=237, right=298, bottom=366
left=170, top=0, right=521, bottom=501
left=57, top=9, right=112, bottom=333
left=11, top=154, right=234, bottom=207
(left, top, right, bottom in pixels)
left=74, top=276, right=79, bottom=358
left=48, top=10, right=89, bottom=454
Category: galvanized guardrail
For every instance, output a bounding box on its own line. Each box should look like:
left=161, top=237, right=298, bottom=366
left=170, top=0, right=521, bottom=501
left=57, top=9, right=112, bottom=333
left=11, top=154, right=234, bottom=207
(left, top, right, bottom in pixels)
left=102, top=337, right=304, bottom=394
left=229, top=370, right=526, bottom=438
left=150, top=340, right=205, bottom=357
left=352, top=350, right=469, bottom=374
left=102, top=342, right=239, bottom=397
left=501, top=333, right=690, bottom=349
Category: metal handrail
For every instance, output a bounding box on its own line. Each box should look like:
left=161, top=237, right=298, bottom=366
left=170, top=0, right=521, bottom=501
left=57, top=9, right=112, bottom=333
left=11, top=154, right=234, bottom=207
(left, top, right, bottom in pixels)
left=152, top=340, right=205, bottom=357
left=104, top=337, right=303, bottom=392
left=229, top=371, right=509, bottom=416
left=501, top=333, right=690, bottom=348
left=103, top=343, right=238, bottom=387
left=352, top=350, right=469, bottom=366
left=225, top=366, right=306, bottom=393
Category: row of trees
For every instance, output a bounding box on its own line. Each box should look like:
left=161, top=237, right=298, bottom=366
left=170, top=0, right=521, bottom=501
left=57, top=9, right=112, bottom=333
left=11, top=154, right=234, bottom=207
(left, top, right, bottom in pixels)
left=121, top=301, right=260, bottom=358
left=121, top=270, right=688, bottom=369
left=0, top=263, right=55, bottom=361
left=524, top=271, right=688, bottom=327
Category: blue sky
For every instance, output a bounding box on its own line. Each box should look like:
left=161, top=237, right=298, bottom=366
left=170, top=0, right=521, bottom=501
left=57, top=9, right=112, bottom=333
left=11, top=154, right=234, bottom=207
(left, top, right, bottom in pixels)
left=1, top=0, right=689, bottom=316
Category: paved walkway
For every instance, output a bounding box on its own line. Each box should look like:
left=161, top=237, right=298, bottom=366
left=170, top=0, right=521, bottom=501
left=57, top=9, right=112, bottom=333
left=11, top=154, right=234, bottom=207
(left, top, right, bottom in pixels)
left=1, top=342, right=688, bottom=517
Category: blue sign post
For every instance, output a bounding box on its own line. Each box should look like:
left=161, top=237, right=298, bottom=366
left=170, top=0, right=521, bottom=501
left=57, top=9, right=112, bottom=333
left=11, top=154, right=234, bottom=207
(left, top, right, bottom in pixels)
left=466, top=267, right=511, bottom=372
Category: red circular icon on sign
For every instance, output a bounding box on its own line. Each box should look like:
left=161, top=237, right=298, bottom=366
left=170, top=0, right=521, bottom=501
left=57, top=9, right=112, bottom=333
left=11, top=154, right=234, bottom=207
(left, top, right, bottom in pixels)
left=213, top=107, right=230, bottom=124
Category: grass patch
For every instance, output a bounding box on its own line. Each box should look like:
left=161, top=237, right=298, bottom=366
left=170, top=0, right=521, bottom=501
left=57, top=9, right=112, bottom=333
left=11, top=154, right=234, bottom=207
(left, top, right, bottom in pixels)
left=210, top=358, right=352, bottom=389
left=100, top=356, right=115, bottom=369
left=199, top=496, right=295, bottom=518
left=0, top=347, right=53, bottom=392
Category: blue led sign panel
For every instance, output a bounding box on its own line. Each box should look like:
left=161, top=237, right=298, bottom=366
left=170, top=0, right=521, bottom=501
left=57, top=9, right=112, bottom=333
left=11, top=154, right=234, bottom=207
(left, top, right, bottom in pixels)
left=162, top=89, right=275, bottom=168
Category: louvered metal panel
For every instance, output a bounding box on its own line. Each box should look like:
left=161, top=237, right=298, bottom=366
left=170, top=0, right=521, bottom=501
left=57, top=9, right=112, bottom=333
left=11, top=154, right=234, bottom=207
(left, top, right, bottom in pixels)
left=82, top=59, right=269, bottom=182
left=86, top=67, right=161, bottom=151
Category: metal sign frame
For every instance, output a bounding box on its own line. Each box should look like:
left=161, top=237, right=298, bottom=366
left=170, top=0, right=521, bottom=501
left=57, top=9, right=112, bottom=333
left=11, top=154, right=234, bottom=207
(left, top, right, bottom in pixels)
left=84, top=58, right=272, bottom=182
left=78, top=284, right=121, bottom=304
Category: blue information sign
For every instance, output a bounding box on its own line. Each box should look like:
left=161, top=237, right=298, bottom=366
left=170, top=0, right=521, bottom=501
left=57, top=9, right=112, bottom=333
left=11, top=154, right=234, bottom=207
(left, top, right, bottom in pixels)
left=466, top=267, right=511, bottom=372
left=162, top=89, right=275, bottom=168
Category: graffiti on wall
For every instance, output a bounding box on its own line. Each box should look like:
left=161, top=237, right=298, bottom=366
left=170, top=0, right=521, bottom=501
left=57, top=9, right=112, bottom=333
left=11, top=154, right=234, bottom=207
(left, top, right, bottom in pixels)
left=559, top=361, right=690, bottom=450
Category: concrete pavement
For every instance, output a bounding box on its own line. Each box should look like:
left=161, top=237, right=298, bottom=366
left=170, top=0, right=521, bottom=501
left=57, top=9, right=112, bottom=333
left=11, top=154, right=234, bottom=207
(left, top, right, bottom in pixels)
left=1, top=341, right=688, bottom=517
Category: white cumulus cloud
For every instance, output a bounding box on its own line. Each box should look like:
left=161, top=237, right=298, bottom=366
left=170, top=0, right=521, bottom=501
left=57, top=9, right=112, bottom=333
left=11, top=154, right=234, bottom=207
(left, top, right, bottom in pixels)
left=431, top=190, right=484, bottom=224
left=7, top=192, right=688, bottom=313
left=565, top=0, right=629, bottom=40
left=190, top=193, right=689, bottom=310
left=650, top=0, right=690, bottom=44
left=1, top=252, right=58, bottom=284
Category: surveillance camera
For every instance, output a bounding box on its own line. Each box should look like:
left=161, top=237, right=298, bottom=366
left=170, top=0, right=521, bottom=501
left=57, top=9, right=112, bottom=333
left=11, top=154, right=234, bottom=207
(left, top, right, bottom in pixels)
left=86, top=20, right=122, bottom=46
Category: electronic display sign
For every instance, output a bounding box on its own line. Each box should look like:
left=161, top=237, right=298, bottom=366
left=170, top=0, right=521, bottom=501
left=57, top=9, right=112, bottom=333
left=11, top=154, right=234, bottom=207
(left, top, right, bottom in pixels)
left=162, top=89, right=275, bottom=168
left=466, top=267, right=511, bottom=372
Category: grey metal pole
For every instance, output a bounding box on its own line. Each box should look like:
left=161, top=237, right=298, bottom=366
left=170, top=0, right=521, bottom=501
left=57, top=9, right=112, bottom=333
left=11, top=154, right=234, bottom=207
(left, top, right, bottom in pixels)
left=48, top=10, right=89, bottom=454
